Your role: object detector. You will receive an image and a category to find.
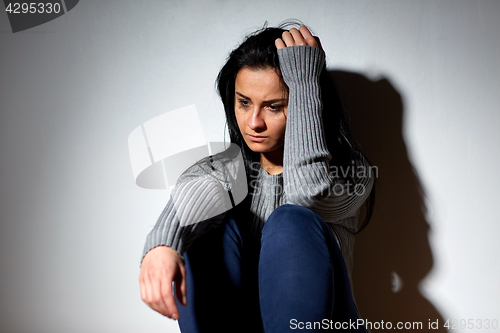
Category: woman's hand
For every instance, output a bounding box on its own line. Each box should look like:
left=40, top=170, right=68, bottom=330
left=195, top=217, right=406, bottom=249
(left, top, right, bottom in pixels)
left=275, top=26, right=323, bottom=50
left=139, top=246, right=187, bottom=320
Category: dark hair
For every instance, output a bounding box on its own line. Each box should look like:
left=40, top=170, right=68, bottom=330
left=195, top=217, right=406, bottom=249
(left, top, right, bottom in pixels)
left=216, top=22, right=375, bottom=232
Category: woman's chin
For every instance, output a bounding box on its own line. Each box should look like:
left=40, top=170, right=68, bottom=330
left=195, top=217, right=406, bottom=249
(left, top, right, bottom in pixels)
left=246, top=142, right=283, bottom=155
left=247, top=144, right=267, bottom=153
left=244, top=141, right=263, bottom=151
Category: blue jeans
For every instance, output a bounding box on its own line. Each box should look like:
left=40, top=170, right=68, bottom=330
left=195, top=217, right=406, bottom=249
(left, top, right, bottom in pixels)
left=176, top=204, right=366, bottom=332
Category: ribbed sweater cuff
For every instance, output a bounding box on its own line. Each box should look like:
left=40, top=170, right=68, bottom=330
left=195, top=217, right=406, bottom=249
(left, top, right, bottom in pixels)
left=280, top=47, right=329, bottom=156
left=279, top=46, right=330, bottom=158
left=278, top=46, right=325, bottom=85
left=141, top=199, right=184, bottom=265
left=277, top=46, right=333, bottom=202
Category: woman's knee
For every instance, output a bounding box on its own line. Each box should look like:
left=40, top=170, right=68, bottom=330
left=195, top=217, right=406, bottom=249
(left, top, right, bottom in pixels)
left=261, top=204, right=330, bottom=246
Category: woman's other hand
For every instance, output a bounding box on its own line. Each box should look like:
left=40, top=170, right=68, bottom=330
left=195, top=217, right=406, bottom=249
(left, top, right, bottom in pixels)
left=275, top=26, right=323, bottom=50
left=139, top=246, right=187, bottom=320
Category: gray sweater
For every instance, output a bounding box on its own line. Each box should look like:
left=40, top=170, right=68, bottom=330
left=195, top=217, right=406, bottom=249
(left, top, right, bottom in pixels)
left=141, top=46, right=374, bottom=284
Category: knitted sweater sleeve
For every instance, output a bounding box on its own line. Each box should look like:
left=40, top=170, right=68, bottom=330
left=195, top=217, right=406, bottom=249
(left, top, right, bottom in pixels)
left=140, top=160, right=231, bottom=264
left=278, top=46, right=374, bottom=225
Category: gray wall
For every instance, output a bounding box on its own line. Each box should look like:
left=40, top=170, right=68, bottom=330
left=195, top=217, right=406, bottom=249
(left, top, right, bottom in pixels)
left=1, top=1, right=499, bottom=332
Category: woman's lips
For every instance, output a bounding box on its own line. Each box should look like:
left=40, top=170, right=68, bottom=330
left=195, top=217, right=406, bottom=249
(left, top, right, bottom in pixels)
left=248, top=134, right=266, bottom=142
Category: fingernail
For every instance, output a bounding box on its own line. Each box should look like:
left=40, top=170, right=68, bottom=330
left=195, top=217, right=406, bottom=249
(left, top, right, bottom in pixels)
left=182, top=296, right=187, bottom=306
left=172, top=313, right=178, bottom=320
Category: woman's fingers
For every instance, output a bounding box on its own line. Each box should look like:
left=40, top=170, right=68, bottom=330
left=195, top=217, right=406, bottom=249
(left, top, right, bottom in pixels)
left=299, top=26, right=318, bottom=48
left=275, top=26, right=321, bottom=50
left=139, top=246, right=184, bottom=320
left=160, top=277, right=179, bottom=319
left=175, top=263, right=187, bottom=306
left=281, top=30, right=295, bottom=47
left=289, top=28, right=306, bottom=45
left=314, top=36, right=324, bottom=51
left=139, top=270, right=148, bottom=304
left=275, top=37, right=286, bottom=50
left=144, top=268, right=174, bottom=318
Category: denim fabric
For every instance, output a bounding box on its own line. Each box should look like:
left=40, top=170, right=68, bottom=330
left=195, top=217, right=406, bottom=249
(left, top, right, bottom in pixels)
left=176, top=204, right=365, bottom=332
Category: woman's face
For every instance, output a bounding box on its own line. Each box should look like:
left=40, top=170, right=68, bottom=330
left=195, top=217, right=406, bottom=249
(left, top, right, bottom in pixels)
left=234, top=67, right=288, bottom=157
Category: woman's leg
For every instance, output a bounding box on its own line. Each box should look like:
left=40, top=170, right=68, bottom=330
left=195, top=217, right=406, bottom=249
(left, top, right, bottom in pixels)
left=259, top=204, right=365, bottom=332
left=176, top=214, right=263, bottom=333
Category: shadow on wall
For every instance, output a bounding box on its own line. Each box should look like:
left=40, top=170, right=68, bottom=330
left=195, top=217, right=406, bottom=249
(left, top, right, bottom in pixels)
left=331, top=70, right=446, bottom=332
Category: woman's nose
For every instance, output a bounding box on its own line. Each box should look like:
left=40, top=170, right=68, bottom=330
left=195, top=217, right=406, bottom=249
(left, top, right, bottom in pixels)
left=248, top=107, right=266, bottom=131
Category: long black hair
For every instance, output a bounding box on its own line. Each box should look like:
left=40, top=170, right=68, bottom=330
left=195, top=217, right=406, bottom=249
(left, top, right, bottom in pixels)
left=216, top=22, right=375, bottom=232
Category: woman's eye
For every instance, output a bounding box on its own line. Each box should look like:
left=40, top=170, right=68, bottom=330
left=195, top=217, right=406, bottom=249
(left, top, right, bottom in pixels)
left=238, top=99, right=250, bottom=107
left=268, top=104, right=283, bottom=112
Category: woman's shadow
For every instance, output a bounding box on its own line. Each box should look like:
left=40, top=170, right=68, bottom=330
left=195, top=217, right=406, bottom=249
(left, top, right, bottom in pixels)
left=331, top=70, right=447, bottom=331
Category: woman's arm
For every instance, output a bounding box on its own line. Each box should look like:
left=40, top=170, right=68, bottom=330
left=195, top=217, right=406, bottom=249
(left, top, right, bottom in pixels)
left=141, top=176, right=228, bottom=262
left=277, top=27, right=374, bottom=225
left=140, top=154, right=235, bottom=320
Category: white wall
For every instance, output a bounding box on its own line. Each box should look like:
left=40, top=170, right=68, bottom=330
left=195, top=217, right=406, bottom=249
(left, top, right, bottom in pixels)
left=0, top=0, right=499, bottom=332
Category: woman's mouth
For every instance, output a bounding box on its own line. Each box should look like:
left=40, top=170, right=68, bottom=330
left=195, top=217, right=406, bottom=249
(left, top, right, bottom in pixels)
left=248, top=134, right=266, bottom=142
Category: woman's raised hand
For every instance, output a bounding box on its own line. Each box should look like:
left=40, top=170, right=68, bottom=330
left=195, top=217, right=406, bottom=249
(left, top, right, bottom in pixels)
left=139, top=246, right=187, bottom=320
left=275, top=26, right=323, bottom=50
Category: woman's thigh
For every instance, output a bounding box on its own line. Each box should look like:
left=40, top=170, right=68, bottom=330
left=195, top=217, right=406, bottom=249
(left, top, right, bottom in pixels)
left=176, top=204, right=365, bottom=332
left=259, top=204, right=365, bottom=332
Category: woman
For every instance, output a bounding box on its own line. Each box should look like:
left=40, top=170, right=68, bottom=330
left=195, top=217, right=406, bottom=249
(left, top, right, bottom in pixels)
left=139, top=23, right=375, bottom=332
